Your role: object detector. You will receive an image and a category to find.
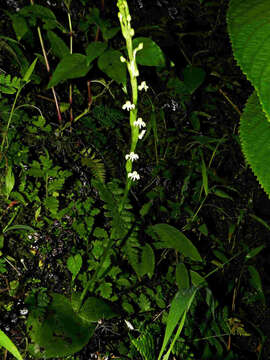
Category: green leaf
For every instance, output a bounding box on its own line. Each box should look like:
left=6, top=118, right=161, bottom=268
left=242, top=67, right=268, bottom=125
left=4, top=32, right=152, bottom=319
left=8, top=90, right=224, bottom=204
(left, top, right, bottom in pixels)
left=11, top=14, right=29, bottom=41
left=5, top=166, right=15, bottom=199
left=175, top=263, right=190, bottom=290
left=77, top=296, right=117, bottom=323
left=227, top=0, right=270, bottom=121
left=27, top=293, right=95, bottom=358
left=67, top=254, right=82, bottom=281
left=240, top=92, right=270, bottom=197
left=248, top=265, right=265, bottom=304
left=183, top=65, right=206, bottom=94
left=4, top=224, right=35, bottom=233
left=22, top=57, right=38, bottom=82
left=47, top=30, right=69, bottom=59
left=0, top=329, right=23, bottom=360
left=133, top=37, right=165, bottom=67
left=97, top=49, right=126, bottom=85
left=150, top=224, right=202, bottom=261
left=135, top=243, right=155, bottom=279
left=44, top=196, right=59, bottom=214
left=85, top=41, right=107, bottom=66
left=158, top=287, right=197, bottom=360
left=190, top=270, right=208, bottom=287
left=19, top=4, right=57, bottom=30
left=245, top=244, right=265, bottom=260
left=48, top=54, right=91, bottom=88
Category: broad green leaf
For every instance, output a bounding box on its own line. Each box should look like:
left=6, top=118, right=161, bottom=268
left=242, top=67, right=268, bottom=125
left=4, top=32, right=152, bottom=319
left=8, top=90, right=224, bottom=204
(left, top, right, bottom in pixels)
left=85, top=41, right=107, bottom=66
left=227, top=0, right=270, bottom=120
left=5, top=166, right=15, bottom=199
left=22, top=57, right=38, bottom=82
left=133, top=37, right=165, bottom=67
left=175, top=263, right=189, bottom=290
left=183, top=65, right=206, bottom=94
left=48, top=54, right=91, bottom=88
left=245, top=244, right=265, bottom=260
left=98, top=49, right=126, bottom=85
left=150, top=223, right=202, bottom=261
left=20, top=4, right=57, bottom=30
left=11, top=14, right=29, bottom=41
left=67, top=254, right=82, bottom=281
left=0, top=329, right=23, bottom=360
left=27, top=293, right=95, bottom=358
left=240, top=92, right=270, bottom=196
left=158, top=287, right=197, bottom=360
left=101, top=26, right=120, bottom=41
left=78, top=296, right=117, bottom=323
left=47, top=30, right=69, bottom=59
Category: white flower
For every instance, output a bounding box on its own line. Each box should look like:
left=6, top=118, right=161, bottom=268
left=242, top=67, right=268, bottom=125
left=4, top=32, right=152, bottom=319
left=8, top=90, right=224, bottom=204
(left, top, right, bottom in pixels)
left=138, top=81, right=149, bottom=92
left=129, top=59, right=139, bottom=77
left=133, top=118, right=146, bottom=129
left=122, top=101, right=135, bottom=111
left=128, top=171, right=140, bottom=181
left=125, top=152, right=139, bottom=162
left=138, top=130, right=146, bottom=139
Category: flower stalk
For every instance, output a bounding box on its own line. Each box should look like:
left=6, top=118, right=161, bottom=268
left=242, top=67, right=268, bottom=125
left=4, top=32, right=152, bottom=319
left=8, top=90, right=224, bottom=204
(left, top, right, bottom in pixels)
left=117, top=0, right=147, bottom=212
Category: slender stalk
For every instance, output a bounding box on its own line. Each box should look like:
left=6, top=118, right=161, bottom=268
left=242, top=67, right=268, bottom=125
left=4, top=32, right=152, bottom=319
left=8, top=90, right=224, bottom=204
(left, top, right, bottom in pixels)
left=67, top=11, right=73, bottom=125
left=30, top=0, right=62, bottom=124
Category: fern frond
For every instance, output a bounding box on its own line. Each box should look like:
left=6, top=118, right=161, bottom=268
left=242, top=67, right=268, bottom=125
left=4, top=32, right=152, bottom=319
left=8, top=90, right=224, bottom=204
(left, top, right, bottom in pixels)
left=131, top=329, right=155, bottom=360
left=81, top=147, right=106, bottom=183
left=0, top=73, right=21, bottom=95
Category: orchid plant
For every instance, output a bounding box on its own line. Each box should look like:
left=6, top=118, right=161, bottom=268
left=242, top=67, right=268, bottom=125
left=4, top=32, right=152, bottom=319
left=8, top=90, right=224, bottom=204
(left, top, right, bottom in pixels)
left=117, top=0, right=148, bottom=212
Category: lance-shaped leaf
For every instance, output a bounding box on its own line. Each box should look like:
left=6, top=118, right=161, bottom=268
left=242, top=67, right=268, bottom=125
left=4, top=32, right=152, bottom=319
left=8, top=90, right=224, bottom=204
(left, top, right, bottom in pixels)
left=150, top=223, right=202, bottom=262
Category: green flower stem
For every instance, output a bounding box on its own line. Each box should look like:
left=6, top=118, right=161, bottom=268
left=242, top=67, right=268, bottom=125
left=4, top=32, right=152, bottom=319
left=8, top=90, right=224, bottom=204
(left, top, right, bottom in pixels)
left=117, top=0, right=142, bottom=212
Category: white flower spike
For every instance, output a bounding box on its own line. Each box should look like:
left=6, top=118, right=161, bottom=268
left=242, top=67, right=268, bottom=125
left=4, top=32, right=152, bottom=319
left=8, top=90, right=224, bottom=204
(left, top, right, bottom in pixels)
left=138, top=130, right=146, bottom=139
left=122, top=100, right=135, bottom=111
left=125, top=152, right=139, bottom=162
left=138, top=81, right=149, bottom=92
left=128, top=171, right=140, bottom=181
left=134, top=118, right=146, bottom=129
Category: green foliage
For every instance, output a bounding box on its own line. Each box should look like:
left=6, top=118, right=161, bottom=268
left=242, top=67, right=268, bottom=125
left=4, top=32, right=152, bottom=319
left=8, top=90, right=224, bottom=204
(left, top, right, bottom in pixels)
left=0, top=329, right=23, bottom=360
left=0, top=73, right=21, bottom=96
left=27, top=293, right=96, bottom=358
left=149, top=223, right=202, bottom=262
left=227, top=0, right=270, bottom=197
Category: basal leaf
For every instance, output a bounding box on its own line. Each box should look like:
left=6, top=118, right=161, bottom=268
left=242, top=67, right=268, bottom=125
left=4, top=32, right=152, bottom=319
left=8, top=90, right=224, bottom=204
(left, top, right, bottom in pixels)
left=27, top=293, right=95, bottom=358
left=97, top=49, right=126, bottom=85
left=78, top=296, right=117, bottom=323
left=133, top=37, right=165, bottom=67
left=48, top=54, right=91, bottom=88
left=150, top=223, right=202, bottom=262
